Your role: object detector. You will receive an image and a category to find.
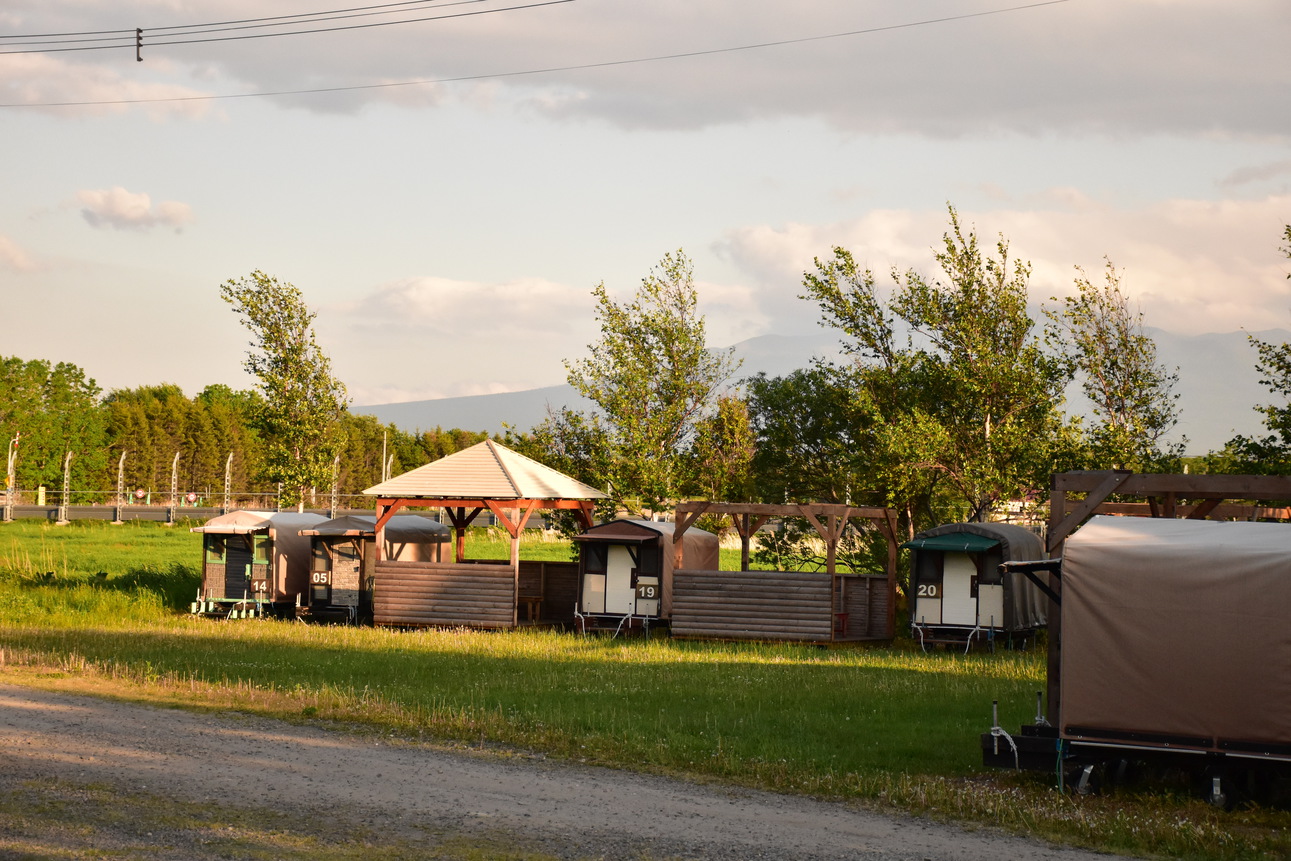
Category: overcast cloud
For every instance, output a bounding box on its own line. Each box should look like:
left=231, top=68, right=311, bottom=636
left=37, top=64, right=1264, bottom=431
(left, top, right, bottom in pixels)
left=1, top=0, right=1287, bottom=438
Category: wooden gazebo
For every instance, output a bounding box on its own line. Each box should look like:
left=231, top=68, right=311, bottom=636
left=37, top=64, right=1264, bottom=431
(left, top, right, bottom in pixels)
left=668, top=502, right=901, bottom=642
left=363, top=440, right=607, bottom=628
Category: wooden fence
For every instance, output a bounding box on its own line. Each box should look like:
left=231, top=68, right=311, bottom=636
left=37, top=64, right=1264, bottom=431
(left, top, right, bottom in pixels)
left=670, top=568, right=891, bottom=642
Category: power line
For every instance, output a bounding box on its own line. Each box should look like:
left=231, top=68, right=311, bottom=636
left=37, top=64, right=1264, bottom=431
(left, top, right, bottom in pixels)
left=0, top=1, right=1072, bottom=109
left=0, top=1, right=561, bottom=55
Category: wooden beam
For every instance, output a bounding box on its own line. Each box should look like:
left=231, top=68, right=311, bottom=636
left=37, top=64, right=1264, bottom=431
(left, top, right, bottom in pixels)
left=1051, top=472, right=1291, bottom=498
left=673, top=502, right=711, bottom=572
left=1047, top=470, right=1133, bottom=554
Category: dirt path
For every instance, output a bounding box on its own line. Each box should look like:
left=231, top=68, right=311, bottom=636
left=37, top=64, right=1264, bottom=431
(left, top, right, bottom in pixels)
left=0, top=684, right=1113, bottom=860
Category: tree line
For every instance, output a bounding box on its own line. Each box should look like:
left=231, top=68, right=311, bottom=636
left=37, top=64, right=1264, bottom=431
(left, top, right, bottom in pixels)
left=507, top=212, right=1291, bottom=548
left=0, top=368, right=488, bottom=502
left=4, top=215, right=1289, bottom=536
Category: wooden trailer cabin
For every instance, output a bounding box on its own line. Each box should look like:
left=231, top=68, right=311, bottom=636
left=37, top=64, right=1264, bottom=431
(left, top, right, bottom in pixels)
left=572, top=519, right=719, bottom=633
left=667, top=502, right=900, bottom=643
left=298, top=514, right=451, bottom=623
left=905, top=522, right=1046, bottom=651
left=363, top=440, right=603, bottom=630
left=190, top=510, right=326, bottom=618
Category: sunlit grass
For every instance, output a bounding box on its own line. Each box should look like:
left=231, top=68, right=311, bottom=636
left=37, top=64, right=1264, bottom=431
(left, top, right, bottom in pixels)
left=2, top=520, right=1290, bottom=860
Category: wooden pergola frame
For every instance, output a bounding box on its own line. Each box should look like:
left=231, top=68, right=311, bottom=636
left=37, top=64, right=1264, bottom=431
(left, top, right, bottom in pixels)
left=374, top=497, right=596, bottom=566
left=1041, top=470, right=1291, bottom=723
left=672, top=501, right=902, bottom=636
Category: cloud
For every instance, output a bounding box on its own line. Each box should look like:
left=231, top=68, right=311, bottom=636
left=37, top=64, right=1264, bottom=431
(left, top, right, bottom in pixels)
left=0, top=52, right=215, bottom=120
left=718, top=195, right=1291, bottom=337
left=0, top=235, right=37, bottom=271
left=5, top=2, right=1285, bottom=138
left=77, top=187, right=194, bottom=232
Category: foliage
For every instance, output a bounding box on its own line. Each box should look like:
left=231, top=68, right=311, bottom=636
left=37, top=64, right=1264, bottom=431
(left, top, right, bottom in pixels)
left=102, top=383, right=268, bottom=499
left=801, top=207, right=1075, bottom=524
left=1050, top=260, right=1183, bottom=471
left=220, top=271, right=350, bottom=506
left=744, top=366, right=880, bottom=506
left=0, top=357, right=106, bottom=497
left=558, top=250, right=737, bottom=514
left=683, top=394, right=756, bottom=502
left=1211, top=226, right=1291, bottom=475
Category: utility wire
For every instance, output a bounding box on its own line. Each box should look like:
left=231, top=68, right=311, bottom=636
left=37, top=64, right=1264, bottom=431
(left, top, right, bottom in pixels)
left=0, top=1, right=557, bottom=55
left=0, top=0, right=483, bottom=41
left=0, top=0, right=1072, bottom=109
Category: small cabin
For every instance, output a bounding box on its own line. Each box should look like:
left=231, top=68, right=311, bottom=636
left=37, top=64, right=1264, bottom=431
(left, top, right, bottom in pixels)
left=190, top=510, right=326, bottom=618
left=572, top=520, right=719, bottom=633
left=299, top=514, right=451, bottom=623
left=904, top=521, right=1046, bottom=650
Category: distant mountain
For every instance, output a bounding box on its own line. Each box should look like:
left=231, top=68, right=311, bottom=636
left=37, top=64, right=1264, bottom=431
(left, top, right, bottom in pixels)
left=356, top=333, right=843, bottom=436
left=355, top=330, right=1285, bottom=456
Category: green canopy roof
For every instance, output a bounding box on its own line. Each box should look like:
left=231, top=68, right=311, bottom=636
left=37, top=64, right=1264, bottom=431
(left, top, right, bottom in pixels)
left=901, top=532, right=1001, bottom=553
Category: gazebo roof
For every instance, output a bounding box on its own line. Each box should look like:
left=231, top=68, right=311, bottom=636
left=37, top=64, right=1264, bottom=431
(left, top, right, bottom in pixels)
left=362, top=439, right=607, bottom=501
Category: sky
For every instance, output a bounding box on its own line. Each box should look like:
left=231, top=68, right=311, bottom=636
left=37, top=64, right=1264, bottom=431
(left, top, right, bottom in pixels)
left=2, top=0, right=1289, bottom=411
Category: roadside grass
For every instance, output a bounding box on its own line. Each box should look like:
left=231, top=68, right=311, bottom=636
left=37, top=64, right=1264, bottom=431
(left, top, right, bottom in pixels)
left=2, top=520, right=1290, bottom=860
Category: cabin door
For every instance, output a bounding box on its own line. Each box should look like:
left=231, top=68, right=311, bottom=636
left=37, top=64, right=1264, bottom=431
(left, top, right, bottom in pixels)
left=604, top=545, right=637, bottom=614
left=940, top=552, right=978, bottom=626
left=224, top=538, right=253, bottom=600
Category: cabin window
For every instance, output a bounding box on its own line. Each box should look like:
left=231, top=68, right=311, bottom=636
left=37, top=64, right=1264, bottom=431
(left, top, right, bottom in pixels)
left=253, top=535, right=272, bottom=565
left=204, top=536, right=226, bottom=563
left=914, top=552, right=943, bottom=599
left=312, top=542, right=331, bottom=573
left=636, top=543, right=662, bottom=576
left=583, top=544, right=608, bottom=574
left=335, top=541, right=360, bottom=564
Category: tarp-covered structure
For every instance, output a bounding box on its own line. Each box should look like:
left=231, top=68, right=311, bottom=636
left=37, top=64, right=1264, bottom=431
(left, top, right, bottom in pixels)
left=572, top=519, right=719, bottom=630
left=298, top=514, right=451, bottom=620
left=905, top=521, right=1046, bottom=649
left=362, top=440, right=605, bottom=628
left=1060, top=515, right=1291, bottom=758
left=190, top=510, right=326, bottom=617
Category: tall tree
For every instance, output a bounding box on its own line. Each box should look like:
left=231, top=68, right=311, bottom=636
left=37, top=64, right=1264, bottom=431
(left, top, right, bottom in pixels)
left=1050, top=260, right=1183, bottom=470
left=802, top=207, right=1074, bottom=522
left=0, top=357, right=105, bottom=496
left=221, top=271, right=349, bottom=507
left=555, top=250, right=736, bottom=514
left=1212, top=226, right=1291, bottom=474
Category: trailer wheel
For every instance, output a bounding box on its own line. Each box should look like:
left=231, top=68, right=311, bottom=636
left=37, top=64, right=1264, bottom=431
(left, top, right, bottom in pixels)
left=1066, top=763, right=1103, bottom=796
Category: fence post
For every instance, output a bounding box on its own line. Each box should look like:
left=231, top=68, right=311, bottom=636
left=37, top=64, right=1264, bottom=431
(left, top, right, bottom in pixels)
left=4, top=434, right=17, bottom=523
left=55, top=451, right=72, bottom=525
left=113, top=450, right=127, bottom=524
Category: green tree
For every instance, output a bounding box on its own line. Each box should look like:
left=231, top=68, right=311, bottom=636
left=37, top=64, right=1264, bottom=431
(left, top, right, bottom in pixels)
left=802, top=207, right=1074, bottom=523
left=1050, top=260, right=1183, bottom=471
left=555, top=250, right=737, bottom=514
left=745, top=366, right=877, bottom=505
left=1212, top=226, right=1291, bottom=474
left=684, top=393, right=756, bottom=502
left=0, top=357, right=106, bottom=497
left=220, top=271, right=349, bottom=507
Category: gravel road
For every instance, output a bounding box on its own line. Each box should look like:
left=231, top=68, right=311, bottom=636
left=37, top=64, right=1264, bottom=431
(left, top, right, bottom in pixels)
left=0, top=683, right=1114, bottom=860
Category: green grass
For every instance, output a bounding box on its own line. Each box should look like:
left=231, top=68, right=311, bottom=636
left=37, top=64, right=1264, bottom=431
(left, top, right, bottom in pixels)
left=1, top=519, right=1290, bottom=860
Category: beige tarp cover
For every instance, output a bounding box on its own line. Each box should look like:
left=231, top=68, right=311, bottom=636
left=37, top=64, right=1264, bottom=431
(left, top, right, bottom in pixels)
left=301, top=514, right=450, bottom=563
left=1061, top=515, right=1291, bottom=750
left=575, top=520, right=719, bottom=617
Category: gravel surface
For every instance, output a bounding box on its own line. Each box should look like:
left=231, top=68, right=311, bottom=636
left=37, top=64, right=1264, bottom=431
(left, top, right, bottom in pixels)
left=0, top=683, right=1114, bottom=860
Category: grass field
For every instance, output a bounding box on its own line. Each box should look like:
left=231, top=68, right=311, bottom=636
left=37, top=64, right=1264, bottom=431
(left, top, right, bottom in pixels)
left=2, top=519, right=1290, bottom=860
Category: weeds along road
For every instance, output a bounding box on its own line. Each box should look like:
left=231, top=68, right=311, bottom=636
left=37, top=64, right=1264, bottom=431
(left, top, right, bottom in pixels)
left=0, top=683, right=1115, bottom=861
